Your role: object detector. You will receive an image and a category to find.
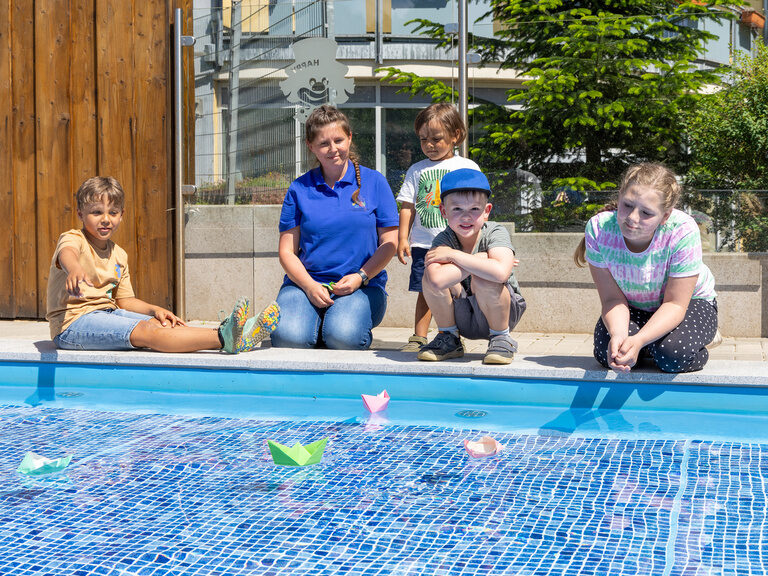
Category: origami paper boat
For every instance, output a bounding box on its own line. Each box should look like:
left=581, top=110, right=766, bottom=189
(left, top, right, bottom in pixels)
left=267, top=438, right=328, bottom=467
left=464, top=436, right=504, bottom=458
left=361, top=390, right=390, bottom=413
left=17, top=452, right=73, bottom=476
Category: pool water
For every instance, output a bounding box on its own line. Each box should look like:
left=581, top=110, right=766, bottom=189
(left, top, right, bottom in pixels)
left=2, top=400, right=767, bottom=575
left=3, top=362, right=768, bottom=575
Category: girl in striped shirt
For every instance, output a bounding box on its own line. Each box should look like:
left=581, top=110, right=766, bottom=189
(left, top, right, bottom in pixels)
left=574, top=163, right=718, bottom=373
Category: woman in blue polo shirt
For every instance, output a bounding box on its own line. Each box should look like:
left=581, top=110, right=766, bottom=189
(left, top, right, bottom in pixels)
left=272, top=105, right=399, bottom=349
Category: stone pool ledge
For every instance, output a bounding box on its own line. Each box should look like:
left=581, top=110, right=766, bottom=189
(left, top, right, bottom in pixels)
left=1, top=332, right=766, bottom=389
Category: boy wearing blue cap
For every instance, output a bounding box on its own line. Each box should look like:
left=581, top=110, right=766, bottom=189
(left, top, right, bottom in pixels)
left=417, top=168, right=526, bottom=364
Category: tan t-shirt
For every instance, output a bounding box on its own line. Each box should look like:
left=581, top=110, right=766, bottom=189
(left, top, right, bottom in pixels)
left=46, top=229, right=135, bottom=338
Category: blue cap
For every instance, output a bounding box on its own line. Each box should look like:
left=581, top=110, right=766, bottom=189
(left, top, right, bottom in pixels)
left=439, top=168, right=491, bottom=201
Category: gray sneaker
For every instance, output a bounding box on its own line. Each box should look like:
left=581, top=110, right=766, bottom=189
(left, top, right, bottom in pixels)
left=417, top=332, right=464, bottom=362
left=400, top=334, right=427, bottom=352
left=483, top=333, right=518, bottom=365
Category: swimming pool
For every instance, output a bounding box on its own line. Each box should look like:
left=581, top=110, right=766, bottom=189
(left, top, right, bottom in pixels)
left=2, top=362, right=768, bottom=575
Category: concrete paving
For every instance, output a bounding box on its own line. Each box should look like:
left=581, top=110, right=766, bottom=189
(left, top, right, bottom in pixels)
left=0, top=320, right=765, bottom=388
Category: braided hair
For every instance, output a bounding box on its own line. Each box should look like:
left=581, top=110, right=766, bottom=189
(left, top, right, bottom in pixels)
left=305, top=105, right=363, bottom=206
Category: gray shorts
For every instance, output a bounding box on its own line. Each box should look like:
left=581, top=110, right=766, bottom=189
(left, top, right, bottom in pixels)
left=454, top=286, right=526, bottom=340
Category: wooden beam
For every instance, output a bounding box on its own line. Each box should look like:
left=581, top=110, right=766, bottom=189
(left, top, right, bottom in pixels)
left=10, top=0, right=38, bottom=317
left=133, top=0, right=172, bottom=308
left=0, top=0, right=13, bottom=316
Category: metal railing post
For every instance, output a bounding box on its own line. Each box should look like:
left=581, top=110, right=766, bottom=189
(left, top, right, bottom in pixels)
left=458, top=0, right=468, bottom=157
left=174, top=8, right=196, bottom=319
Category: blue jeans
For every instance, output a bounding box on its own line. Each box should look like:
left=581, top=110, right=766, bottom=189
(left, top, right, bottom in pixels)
left=53, top=308, right=152, bottom=351
left=271, top=284, right=387, bottom=350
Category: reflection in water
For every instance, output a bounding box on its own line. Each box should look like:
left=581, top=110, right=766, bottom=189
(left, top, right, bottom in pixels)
left=540, top=382, right=664, bottom=436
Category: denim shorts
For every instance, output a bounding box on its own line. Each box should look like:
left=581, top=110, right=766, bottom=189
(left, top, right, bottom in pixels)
left=408, top=247, right=429, bottom=292
left=454, top=287, right=527, bottom=340
left=53, top=308, right=153, bottom=351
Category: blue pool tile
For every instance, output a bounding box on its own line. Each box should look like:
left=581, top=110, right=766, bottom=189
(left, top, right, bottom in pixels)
left=0, top=405, right=765, bottom=574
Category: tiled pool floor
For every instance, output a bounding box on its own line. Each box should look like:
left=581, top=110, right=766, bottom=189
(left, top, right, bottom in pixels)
left=3, top=405, right=766, bottom=575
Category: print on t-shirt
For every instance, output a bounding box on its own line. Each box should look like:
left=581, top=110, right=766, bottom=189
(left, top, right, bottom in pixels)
left=415, top=168, right=450, bottom=229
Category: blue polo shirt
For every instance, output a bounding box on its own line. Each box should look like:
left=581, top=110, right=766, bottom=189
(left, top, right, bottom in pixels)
left=279, top=161, right=399, bottom=292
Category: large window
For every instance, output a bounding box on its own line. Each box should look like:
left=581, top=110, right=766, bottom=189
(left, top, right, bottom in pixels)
left=333, top=0, right=492, bottom=36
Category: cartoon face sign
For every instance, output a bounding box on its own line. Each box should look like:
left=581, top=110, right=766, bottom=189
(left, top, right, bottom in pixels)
left=280, top=37, right=355, bottom=122
left=298, top=77, right=330, bottom=106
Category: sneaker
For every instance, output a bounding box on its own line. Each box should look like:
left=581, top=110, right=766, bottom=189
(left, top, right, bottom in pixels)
left=483, top=333, right=518, bottom=365
left=417, top=331, right=464, bottom=362
left=219, top=297, right=250, bottom=354
left=400, top=334, right=427, bottom=352
left=706, top=329, right=723, bottom=350
left=237, top=301, right=281, bottom=353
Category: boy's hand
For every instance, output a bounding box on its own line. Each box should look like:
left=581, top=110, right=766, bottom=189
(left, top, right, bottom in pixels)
left=424, top=246, right=457, bottom=266
left=397, top=238, right=411, bottom=265
left=306, top=281, right=335, bottom=308
left=65, top=268, right=93, bottom=297
left=332, top=273, right=363, bottom=296
left=153, top=307, right=186, bottom=327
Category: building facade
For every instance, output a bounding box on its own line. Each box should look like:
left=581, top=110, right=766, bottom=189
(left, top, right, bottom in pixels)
left=191, top=0, right=766, bottom=198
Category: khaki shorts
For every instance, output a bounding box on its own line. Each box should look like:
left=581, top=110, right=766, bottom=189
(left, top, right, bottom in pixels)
left=454, top=286, right=526, bottom=340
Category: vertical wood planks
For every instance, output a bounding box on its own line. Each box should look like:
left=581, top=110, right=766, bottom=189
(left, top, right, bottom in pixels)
left=35, top=0, right=73, bottom=313
left=0, top=0, right=177, bottom=319
left=70, top=0, right=98, bottom=198
left=134, top=1, right=172, bottom=308
left=96, top=0, right=136, bottom=267
left=0, top=0, right=14, bottom=315
left=11, top=0, right=39, bottom=317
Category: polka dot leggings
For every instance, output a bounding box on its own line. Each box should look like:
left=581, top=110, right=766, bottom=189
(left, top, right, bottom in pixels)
left=593, top=299, right=718, bottom=373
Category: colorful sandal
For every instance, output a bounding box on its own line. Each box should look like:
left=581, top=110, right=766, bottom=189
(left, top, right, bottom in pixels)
left=219, top=297, right=250, bottom=354
left=236, top=301, right=280, bottom=353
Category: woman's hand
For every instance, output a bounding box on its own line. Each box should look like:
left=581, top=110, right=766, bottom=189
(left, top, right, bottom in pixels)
left=332, top=273, right=364, bottom=296
left=305, top=281, right=335, bottom=308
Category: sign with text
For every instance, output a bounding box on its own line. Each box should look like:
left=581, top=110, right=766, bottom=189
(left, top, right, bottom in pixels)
left=280, top=37, right=355, bottom=122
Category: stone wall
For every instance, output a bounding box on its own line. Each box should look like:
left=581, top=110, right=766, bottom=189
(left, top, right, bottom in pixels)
left=184, top=205, right=768, bottom=337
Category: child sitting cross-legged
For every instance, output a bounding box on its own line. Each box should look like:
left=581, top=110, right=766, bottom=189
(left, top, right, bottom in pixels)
left=417, top=169, right=526, bottom=365
left=46, top=176, right=279, bottom=354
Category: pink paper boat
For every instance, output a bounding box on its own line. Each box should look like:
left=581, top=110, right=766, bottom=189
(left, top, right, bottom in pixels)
left=464, top=436, right=504, bottom=458
left=361, top=390, right=390, bottom=413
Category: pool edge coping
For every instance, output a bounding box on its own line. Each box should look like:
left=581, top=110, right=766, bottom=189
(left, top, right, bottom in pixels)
left=1, top=339, right=767, bottom=389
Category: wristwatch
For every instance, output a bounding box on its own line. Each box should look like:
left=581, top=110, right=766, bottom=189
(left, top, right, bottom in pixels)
left=356, top=269, right=369, bottom=286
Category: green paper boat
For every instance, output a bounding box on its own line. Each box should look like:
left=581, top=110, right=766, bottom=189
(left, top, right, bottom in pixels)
left=17, top=452, right=72, bottom=476
left=267, top=438, right=327, bottom=467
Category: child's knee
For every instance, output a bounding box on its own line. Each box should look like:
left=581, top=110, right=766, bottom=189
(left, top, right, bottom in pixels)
left=129, top=319, right=159, bottom=348
left=421, top=266, right=446, bottom=294
left=653, top=346, right=707, bottom=373
left=470, top=276, right=507, bottom=301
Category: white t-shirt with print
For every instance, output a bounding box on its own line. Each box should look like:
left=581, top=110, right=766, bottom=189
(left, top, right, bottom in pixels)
left=396, top=155, right=480, bottom=249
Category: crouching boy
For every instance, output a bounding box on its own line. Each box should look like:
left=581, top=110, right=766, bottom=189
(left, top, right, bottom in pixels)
left=417, top=168, right=526, bottom=364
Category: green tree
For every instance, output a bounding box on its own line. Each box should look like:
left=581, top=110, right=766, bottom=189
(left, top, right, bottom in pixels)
left=683, top=40, right=768, bottom=251
left=684, top=40, right=768, bottom=190
left=379, top=0, right=736, bottom=190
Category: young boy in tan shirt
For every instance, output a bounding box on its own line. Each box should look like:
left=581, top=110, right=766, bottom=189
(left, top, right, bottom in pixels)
left=47, top=176, right=279, bottom=353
